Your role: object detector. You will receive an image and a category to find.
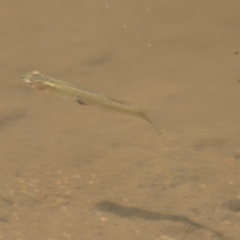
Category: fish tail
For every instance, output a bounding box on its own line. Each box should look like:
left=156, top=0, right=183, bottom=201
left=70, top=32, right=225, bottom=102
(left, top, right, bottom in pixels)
left=142, top=110, right=162, bottom=134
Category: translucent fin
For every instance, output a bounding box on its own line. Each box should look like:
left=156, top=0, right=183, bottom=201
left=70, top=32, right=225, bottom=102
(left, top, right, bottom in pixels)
left=77, top=99, right=87, bottom=105
left=142, top=110, right=162, bottom=135
left=76, top=97, right=94, bottom=106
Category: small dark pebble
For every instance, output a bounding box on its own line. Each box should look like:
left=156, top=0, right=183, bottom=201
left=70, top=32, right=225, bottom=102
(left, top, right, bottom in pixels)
left=0, top=218, right=8, bottom=223
left=233, top=153, right=240, bottom=159
left=225, top=199, right=240, bottom=212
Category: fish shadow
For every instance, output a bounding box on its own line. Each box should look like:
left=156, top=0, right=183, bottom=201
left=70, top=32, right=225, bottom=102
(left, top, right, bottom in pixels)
left=95, top=200, right=232, bottom=240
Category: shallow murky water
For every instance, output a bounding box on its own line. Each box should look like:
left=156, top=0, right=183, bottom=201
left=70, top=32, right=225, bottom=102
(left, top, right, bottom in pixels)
left=0, top=1, right=240, bottom=239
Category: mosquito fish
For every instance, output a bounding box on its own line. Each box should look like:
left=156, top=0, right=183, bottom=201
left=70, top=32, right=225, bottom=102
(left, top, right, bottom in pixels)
left=22, top=71, right=162, bottom=134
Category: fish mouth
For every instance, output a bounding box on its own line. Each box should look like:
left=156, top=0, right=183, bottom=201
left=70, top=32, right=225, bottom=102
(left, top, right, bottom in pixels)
left=23, top=78, right=32, bottom=85
left=21, top=73, right=32, bottom=86
left=21, top=71, right=39, bottom=86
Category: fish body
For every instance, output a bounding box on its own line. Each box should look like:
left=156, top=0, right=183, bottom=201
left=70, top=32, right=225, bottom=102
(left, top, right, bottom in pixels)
left=22, top=71, right=161, bottom=134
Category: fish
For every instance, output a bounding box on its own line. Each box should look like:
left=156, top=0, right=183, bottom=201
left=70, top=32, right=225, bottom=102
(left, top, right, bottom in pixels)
left=22, top=71, right=162, bottom=134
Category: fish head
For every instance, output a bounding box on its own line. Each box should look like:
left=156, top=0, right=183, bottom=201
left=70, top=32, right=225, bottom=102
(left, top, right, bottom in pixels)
left=21, top=71, right=45, bottom=89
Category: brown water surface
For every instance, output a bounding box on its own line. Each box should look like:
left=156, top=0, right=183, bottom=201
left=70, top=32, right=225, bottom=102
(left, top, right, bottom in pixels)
left=0, top=1, right=240, bottom=239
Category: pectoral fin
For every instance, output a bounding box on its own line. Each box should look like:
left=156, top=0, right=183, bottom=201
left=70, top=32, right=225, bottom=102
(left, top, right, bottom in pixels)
left=77, top=99, right=87, bottom=105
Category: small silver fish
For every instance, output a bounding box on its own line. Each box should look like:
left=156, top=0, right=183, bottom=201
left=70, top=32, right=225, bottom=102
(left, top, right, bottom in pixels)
left=22, top=71, right=162, bottom=134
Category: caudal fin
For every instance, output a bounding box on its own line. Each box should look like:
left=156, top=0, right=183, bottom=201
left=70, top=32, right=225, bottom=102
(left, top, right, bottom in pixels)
left=142, top=110, right=162, bottom=135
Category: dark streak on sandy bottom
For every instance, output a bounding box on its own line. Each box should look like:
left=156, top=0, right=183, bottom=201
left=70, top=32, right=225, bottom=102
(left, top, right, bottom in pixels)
left=95, top=201, right=233, bottom=240
left=0, top=111, right=25, bottom=130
